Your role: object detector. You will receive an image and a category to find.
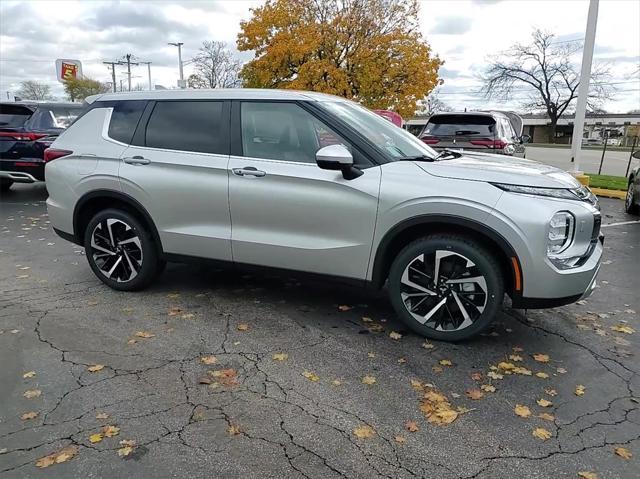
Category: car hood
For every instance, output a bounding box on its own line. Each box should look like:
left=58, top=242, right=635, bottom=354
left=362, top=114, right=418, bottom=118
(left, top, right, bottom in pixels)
left=415, top=151, right=581, bottom=189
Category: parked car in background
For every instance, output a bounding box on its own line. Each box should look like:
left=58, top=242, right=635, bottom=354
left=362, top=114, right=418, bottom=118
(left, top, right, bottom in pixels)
left=419, top=111, right=529, bottom=157
left=582, top=138, right=603, bottom=146
left=0, top=102, right=84, bottom=191
left=625, top=150, right=640, bottom=215
left=373, top=110, right=403, bottom=128
left=46, top=89, right=602, bottom=342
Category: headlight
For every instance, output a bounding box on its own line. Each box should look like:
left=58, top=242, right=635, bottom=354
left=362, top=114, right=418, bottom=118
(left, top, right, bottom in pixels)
left=492, top=183, right=583, bottom=201
left=547, top=211, right=574, bottom=255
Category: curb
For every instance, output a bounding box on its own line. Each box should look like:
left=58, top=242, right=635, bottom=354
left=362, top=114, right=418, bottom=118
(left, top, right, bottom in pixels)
left=590, top=187, right=626, bottom=200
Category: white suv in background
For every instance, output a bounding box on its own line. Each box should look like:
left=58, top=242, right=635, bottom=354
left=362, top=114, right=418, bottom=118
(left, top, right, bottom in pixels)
left=45, top=89, right=602, bottom=341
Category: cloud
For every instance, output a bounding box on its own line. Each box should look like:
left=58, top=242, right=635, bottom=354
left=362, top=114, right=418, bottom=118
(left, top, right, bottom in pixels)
left=429, top=16, right=473, bottom=35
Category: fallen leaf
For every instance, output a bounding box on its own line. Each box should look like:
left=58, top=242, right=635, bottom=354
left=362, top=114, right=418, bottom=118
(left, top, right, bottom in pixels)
left=532, top=427, right=552, bottom=441
left=610, top=324, right=635, bottom=334
left=302, top=371, right=320, bottom=382
left=394, top=435, right=406, bottom=444
left=198, top=377, right=212, bottom=385
left=35, top=445, right=78, bottom=468
left=575, top=385, right=586, bottom=396
left=362, top=375, right=377, bottom=385
left=87, top=364, right=105, bottom=373
left=167, top=306, right=182, bottom=316
left=23, top=389, right=41, bottom=399
left=535, top=372, right=550, bottom=379
left=480, top=384, right=496, bottom=393
left=353, top=425, right=376, bottom=439
left=545, top=389, right=558, bottom=397
left=331, top=379, right=342, bottom=386
left=509, top=354, right=523, bottom=362
left=439, top=359, right=453, bottom=367
left=210, top=369, right=239, bottom=386
left=420, top=388, right=459, bottom=425
left=96, top=412, right=109, bottom=420
left=471, top=372, right=483, bottom=381
left=577, top=473, right=598, bottom=479
left=487, top=371, right=503, bottom=380
left=405, top=421, right=419, bottom=432
left=181, top=313, right=195, bottom=320
left=22, top=371, right=36, bottom=379
left=556, top=367, right=567, bottom=374
left=20, top=411, right=39, bottom=420
left=614, top=447, right=632, bottom=459
left=537, top=399, right=553, bottom=408
left=227, top=424, right=241, bottom=435
left=514, top=404, right=531, bottom=418
left=237, top=323, right=249, bottom=331
left=89, top=433, right=103, bottom=443
left=367, top=352, right=375, bottom=358
left=538, top=413, right=555, bottom=421
left=497, top=361, right=515, bottom=370
left=421, top=342, right=435, bottom=349
left=200, top=355, right=217, bottom=365
left=513, top=366, right=532, bottom=376
left=118, top=440, right=136, bottom=457
left=87, top=300, right=99, bottom=306
left=134, top=331, right=154, bottom=338
left=338, top=305, right=352, bottom=311
left=361, top=316, right=373, bottom=322
left=102, top=425, right=120, bottom=437
left=389, top=331, right=402, bottom=340
left=272, top=353, right=288, bottom=361
left=466, top=389, right=484, bottom=400
left=532, top=354, right=550, bottom=363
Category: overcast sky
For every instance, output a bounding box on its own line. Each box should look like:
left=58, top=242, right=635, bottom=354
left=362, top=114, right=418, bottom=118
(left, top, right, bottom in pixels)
left=1, top=0, right=638, bottom=114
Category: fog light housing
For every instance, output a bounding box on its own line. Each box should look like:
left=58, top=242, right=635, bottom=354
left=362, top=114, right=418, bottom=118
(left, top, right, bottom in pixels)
left=547, top=211, right=574, bottom=255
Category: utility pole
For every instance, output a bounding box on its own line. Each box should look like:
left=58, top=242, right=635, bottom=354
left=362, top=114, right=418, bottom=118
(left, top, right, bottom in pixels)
left=116, top=54, right=139, bottom=92
left=103, top=61, right=117, bottom=92
left=168, top=42, right=185, bottom=88
left=141, top=61, right=152, bottom=90
left=570, top=0, right=599, bottom=173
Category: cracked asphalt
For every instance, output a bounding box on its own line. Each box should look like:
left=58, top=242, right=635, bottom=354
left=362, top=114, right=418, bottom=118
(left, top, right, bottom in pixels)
left=1, top=183, right=639, bottom=479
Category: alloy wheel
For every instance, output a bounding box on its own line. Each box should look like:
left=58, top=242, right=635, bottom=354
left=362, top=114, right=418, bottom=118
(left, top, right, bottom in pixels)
left=90, top=218, right=143, bottom=282
left=626, top=183, right=634, bottom=211
left=399, top=250, right=488, bottom=331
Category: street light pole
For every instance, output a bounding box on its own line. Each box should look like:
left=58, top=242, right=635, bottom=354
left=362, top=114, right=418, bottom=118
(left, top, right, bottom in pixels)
left=570, top=0, right=599, bottom=173
left=168, top=42, right=185, bottom=88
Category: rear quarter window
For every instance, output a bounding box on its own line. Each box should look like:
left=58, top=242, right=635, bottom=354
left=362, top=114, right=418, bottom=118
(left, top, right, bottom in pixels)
left=108, top=101, right=147, bottom=144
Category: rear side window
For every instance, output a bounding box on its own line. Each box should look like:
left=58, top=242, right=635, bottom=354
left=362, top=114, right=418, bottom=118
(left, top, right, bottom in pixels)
left=145, top=101, right=225, bottom=154
left=424, top=114, right=495, bottom=137
left=108, top=101, right=147, bottom=144
left=0, top=104, right=33, bottom=128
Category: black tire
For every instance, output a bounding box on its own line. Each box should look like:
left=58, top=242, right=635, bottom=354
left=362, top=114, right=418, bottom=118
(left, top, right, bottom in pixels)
left=625, top=180, right=639, bottom=215
left=388, top=234, right=504, bottom=341
left=0, top=179, right=13, bottom=192
left=84, top=208, right=159, bottom=291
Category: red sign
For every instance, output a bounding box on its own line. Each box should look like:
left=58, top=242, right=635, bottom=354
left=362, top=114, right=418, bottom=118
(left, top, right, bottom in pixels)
left=61, top=62, right=78, bottom=81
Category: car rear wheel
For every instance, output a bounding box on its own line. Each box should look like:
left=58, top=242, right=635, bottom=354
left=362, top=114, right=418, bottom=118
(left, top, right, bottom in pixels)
left=0, top=179, right=13, bottom=192
left=84, top=209, right=159, bottom=291
left=625, top=181, right=638, bottom=215
left=388, top=234, right=504, bottom=341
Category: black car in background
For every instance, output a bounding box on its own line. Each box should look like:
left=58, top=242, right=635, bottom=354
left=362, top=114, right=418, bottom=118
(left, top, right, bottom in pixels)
left=0, top=102, right=84, bottom=192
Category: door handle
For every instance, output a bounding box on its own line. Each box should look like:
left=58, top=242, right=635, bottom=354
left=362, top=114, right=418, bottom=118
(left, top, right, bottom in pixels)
left=123, top=156, right=150, bottom=165
left=232, top=167, right=266, bottom=177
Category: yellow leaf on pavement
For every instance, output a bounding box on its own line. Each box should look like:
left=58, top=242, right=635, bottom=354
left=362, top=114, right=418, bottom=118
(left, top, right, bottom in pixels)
left=353, top=425, right=376, bottom=439
left=480, top=384, right=496, bottom=393
left=439, top=359, right=453, bottom=366
left=577, top=472, right=598, bottom=479
left=23, top=389, right=41, bottom=399
left=134, top=331, right=154, bottom=338
left=389, top=331, right=402, bottom=340
left=362, top=375, right=377, bottom=385
left=89, top=433, right=103, bottom=443
left=118, top=440, right=136, bottom=457
left=102, top=425, right=120, bottom=437
left=200, top=355, right=217, bottom=365
left=610, top=324, right=635, bottom=334
left=87, top=364, right=104, bottom=373
left=537, top=399, right=553, bottom=407
left=466, top=389, right=484, bottom=400
left=22, top=371, right=36, bottom=379
left=614, top=447, right=632, bottom=459
left=338, top=305, right=352, bottom=311
left=302, top=371, right=320, bottom=382
left=497, top=361, right=515, bottom=370
left=575, top=385, right=586, bottom=396
left=96, top=412, right=109, bottom=420
left=487, top=371, right=503, bottom=380
left=237, top=323, right=249, bottom=331
left=538, top=413, right=555, bottom=421
left=535, top=372, right=550, bottom=379
left=532, top=353, right=550, bottom=363
left=405, top=421, right=419, bottom=432
left=272, top=353, right=288, bottom=361
left=514, top=404, right=531, bottom=418
left=509, top=354, right=523, bottom=362
left=532, top=427, right=552, bottom=440
left=20, top=411, right=39, bottom=420
left=227, top=424, right=241, bottom=435
left=394, top=435, right=406, bottom=444
left=35, top=445, right=78, bottom=468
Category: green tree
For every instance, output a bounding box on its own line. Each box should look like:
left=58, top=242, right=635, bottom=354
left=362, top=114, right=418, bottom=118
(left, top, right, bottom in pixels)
left=63, top=77, right=110, bottom=102
left=237, top=0, right=443, bottom=117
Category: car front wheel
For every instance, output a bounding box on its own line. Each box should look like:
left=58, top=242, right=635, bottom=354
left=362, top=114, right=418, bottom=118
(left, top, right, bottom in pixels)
left=84, top=209, right=159, bottom=291
left=388, top=234, right=504, bottom=341
left=625, top=181, right=638, bottom=215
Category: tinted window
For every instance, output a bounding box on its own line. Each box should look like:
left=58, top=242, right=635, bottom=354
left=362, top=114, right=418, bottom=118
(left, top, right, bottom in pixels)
left=49, top=106, right=82, bottom=128
left=145, top=101, right=225, bottom=154
left=241, top=102, right=349, bottom=163
left=424, top=114, right=495, bottom=137
left=0, top=104, right=33, bottom=127
left=108, top=101, right=147, bottom=144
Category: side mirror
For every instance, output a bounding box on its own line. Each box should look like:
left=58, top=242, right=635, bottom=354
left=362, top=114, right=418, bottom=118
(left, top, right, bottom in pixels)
left=316, top=144, right=363, bottom=180
left=520, top=134, right=531, bottom=144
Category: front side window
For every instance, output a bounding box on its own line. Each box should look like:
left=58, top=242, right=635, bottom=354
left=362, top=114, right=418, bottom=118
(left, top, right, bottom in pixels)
left=145, top=101, right=225, bottom=154
left=240, top=102, right=348, bottom=164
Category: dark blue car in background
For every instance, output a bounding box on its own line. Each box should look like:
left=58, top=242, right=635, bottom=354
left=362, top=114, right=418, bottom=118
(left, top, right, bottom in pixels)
left=0, top=102, right=83, bottom=192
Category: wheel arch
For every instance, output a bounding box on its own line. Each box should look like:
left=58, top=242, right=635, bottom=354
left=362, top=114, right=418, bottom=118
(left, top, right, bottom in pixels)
left=73, top=189, right=163, bottom=253
left=370, top=215, right=522, bottom=297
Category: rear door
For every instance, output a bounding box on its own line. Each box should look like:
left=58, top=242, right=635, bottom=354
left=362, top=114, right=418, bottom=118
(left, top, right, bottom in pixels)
left=421, top=114, right=497, bottom=152
left=227, top=100, right=380, bottom=279
left=118, top=100, right=232, bottom=260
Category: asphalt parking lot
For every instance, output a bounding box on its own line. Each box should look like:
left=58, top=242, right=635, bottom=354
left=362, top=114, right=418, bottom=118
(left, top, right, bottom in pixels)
left=1, top=183, right=639, bottom=479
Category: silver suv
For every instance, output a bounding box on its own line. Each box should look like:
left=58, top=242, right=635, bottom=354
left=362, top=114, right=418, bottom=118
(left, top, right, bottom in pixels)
left=45, top=89, right=603, bottom=341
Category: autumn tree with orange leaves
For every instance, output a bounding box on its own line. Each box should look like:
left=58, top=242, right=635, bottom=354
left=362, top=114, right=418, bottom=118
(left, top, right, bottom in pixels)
left=237, top=0, right=443, bottom=117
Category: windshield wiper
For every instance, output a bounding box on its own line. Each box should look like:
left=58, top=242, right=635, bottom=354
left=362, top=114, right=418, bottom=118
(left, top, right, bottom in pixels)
left=435, top=149, right=463, bottom=159
left=396, top=154, right=436, bottom=162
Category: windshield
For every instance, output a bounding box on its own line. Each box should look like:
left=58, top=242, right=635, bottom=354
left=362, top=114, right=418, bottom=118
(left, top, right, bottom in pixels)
left=319, top=100, right=437, bottom=160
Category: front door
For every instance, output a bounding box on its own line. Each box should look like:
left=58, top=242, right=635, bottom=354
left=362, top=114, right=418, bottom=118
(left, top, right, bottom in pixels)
left=228, top=101, right=381, bottom=280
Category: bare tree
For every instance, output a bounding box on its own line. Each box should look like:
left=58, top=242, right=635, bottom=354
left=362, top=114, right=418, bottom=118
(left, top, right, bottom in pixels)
left=191, top=41, right=241, bottom=89
left=481, top=29, right=614, bottom=142
left=417, top=90, right=452, bottom=116
left=16, top=80, right=53, bottom=101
